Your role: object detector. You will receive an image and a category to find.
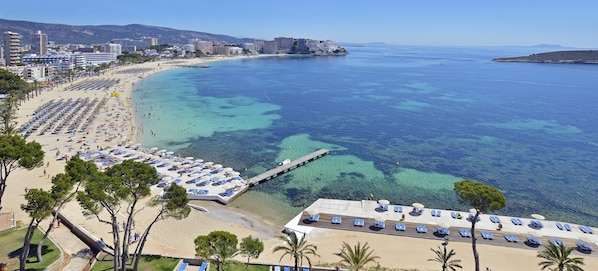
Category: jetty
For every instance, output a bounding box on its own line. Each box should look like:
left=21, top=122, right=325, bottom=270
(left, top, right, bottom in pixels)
left=222, top=149, right=329, bottom=203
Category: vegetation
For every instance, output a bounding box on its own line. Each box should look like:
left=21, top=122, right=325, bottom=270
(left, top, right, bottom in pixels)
left=117, top=53, right=156, bottom=64
left=90, top=255, right=179, bottom=271
left=537, top=243, right=585, bottom=271
left=194, top=231, right=240, bottom=271
left=493, top=50, right=598, bottom=64
left=0, top=69, right=28, bottom=95
left=147, top=44, right=170, bottom=52
left=336, top=242, right=379, bottom=271
left=239, top=235, right=264, bottom=271
left=72, top=158, right=189, bottom=271
left=0, top=227, right=60, bottom=271
left=0, top=135, right=44, bottom=212
left=428, top=246, right=462, bottom=271
left=272, top=231, right=319, bottom=271
left=454, top=179, right=506, bottom=271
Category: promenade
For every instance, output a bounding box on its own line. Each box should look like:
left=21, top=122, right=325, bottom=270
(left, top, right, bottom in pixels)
left=286, top=199, right=598, bottom=256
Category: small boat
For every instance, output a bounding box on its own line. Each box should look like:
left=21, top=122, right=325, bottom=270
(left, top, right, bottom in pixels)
left=279, top=159, right=291, bottom=166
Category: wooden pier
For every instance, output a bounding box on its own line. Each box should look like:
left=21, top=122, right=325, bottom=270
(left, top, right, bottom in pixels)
left=221, top=149, right=329, bottom=204
left=246, top=149, right=329, bottom=186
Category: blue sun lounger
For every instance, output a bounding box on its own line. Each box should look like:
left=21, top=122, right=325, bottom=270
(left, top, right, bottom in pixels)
left=531, top=220, right=544, bottom=228
left=459, top=229, right=471, bottom=237
left=437, top=227, right=450, bottom=235
left=556, top=222, right=564, bottom=230
left=580, top=225, right=594, bottom=234
left=564, top=223, right=571, bottom=231
left=284, top=267, right=291, bottom=271
left=527, top=236, right=541, bottom=245
left=548, top=238, right=563, bottom=246
left=331, top=216, right=342, bottom=224
left=431, top=210, right=437, bottom=217
left=489, top=215, right=501, bottom=223
left=416, top=225, right=427, bottom=233
left=394, top=205, right=403, bottom=212
left=308, top=214, right=319, bottom=222
left=576, top=241, right=593, bottom=251
left=395, top=223, right=406, bottom=231
left=504, top=234, right=518, bottom=242
left=481, top=231, right=494, bottom=240
left=510, top=218, right=523, bottom=225
left=373, top=220, right=385, bottom=228
left=354, top=219, right=364, bottom=227
left=199, top=262, right=208, bottom=271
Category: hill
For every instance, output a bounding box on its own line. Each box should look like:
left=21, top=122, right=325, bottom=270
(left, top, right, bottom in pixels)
left=0, top=19, right=250, bottom=45
left=493, top=50, right=598, bottom=64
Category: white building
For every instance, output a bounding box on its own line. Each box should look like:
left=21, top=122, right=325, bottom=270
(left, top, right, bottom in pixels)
left=102, top=43, right=122, bottom=56
left=81, top=52, right=116, bottom=65
left=31, top=30, right=48, bottom=56
left=3, top=31, right=21, bottom=66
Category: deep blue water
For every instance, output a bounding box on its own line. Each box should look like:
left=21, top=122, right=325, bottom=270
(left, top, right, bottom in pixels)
left=132, top=45, right=598, bottom=225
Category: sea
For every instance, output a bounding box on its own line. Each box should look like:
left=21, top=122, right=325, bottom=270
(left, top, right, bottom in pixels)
left=131, top=44, right=598, bottom=226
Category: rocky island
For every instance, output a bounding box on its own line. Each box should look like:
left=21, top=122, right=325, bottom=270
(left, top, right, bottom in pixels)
left=493, top=50, right=598, bottom=64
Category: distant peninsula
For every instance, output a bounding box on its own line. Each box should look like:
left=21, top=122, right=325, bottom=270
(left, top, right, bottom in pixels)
left=493, top=50, right=598, bottom=64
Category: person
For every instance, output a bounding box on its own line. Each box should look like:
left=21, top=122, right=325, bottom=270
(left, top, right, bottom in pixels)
left=376, top=262, right=380, bottom=271
left=335, top=266, right=340, bottom=271
left=57, top=218, right=61, bottom=228
left=134, top=232, right=140, bottom=242
left=24, top=187, right=28, bottom=193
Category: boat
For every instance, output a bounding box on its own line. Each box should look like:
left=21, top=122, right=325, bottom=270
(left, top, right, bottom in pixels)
left=279, top=159, right=291, bottom=166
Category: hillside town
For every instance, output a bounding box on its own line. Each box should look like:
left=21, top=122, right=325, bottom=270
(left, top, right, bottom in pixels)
left=1, top=30, right=347, bottom=83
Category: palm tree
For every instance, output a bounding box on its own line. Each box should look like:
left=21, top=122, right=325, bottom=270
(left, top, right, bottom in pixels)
left=336, top=242, right=380, bottom=271
left=428, top=245, right=462, bottom=271
left=273, top=231, right=319, bottom=271
left=537, top=243, right=585, bottom=271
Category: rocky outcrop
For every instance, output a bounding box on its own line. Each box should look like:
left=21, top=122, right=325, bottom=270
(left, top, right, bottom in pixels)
left=493, top=50, right=598, bottom=64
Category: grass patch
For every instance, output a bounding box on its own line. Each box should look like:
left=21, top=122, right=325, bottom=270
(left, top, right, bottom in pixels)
left=0, top=227, right=61, bottom=271
left=91, top=255, right=179, bottom=271
left=208, top=261, right=270, bottom=271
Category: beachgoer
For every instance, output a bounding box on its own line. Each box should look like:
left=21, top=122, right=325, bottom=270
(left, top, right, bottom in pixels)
left=335, top=266, right=340, bottom=271
left=57, top=218, right=61, bottom=228
left=24, top=187, right=28, bottom=193
left=123, top=221, right=126, bottom=231
left=134, top=232, right=140, bottom=242
left=376, top=262, right=380, bottom=271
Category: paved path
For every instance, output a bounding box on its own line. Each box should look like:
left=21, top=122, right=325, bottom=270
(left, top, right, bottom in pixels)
left=49, top=225, right=92, bottom=271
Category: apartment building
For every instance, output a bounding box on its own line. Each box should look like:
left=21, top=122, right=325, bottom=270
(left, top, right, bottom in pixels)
left=3, top=31, right=22, bottom=66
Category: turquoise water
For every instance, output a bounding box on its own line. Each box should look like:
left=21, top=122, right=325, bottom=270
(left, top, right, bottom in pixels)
left=132, top=45, right=598, bottom=225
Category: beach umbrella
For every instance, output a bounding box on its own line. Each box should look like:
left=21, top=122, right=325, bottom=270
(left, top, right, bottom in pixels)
left=230, top=171, right=240, bottom=176
left=308, top=209, right=320, bottom=216
left=150, top=147, right=159, bottom=151
left=166, top=151, right=174, bottom=155
left=205, top=162, right=214, bottom=166
left=412, top=203, right=424, bottom=209
left=189, top=173, right=201, bottom=177
left=195, top=159, right=204, bottom=163
left=222, top=183, right=234, bottom=190
left=469, top=208, right=479, bottom=214
left=531, top=214, right=545, bottom=220
left=185, top=156, right=194, bottom=160
left=201, top=169, right=212, bottom=173
left=223, top=167, right=233, bottom=172
left=201, top=176, right=211, bottom=180
left=162, top=176, right=172, bottom=181
left=230, top=179, right=243, bottom=185
left=158, top=149, right=166, bottom=153
left=378, top=199, right=390, bottom=205
left=213, top=164, right=223, bottom=168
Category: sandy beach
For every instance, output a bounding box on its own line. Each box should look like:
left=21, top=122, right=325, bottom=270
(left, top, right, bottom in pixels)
left=5, top=56, right=598, bottom=271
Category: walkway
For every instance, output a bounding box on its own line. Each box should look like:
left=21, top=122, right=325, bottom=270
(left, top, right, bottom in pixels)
left=48, top=225, right=92, bottom=271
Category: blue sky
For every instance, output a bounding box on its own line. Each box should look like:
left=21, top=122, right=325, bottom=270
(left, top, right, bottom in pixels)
left=2, top=0, right=597, bottom=47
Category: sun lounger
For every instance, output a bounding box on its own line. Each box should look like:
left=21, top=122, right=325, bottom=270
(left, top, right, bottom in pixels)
left=273, top=267, right=281, bottom=271
left=556, top=222, right=564, bottom=230
left=510, top=218, right=523, bottom=225
left=331, top=216, right=342, bottom=224
left=579, top=225, right=594, bottom=234
left=451, top=211, right=457, bottom=219
left=504, top=234, right=518, bottom=242
left=548, top=238, right=563, bottom=246
left=302, top=268, right=309, bottom=271
left=394, top=206, right=403, bottom=213
left=395, top=223, right=406, bottom=231
left=468, top=214, right=481, bottom=222
left=481, top=231, right=494, bottom=240
left=354, top=219, right=364, bottom=227
left=527, top=236, right=541, bottom=245
left=437, top=227, right=450, bottom=235
left=436, top=210, right=442, bottom=217
left=431, top=210, right=437, bottom=217
left=284, top=267, right=291, bottom=271
left=564, top=223, right=571, bottom=231
left=576, top=241, right=593, bottom=251
left=178, top=262, right=188, bottom=271
left=531, top=220, right=544, bottom=228
left=416, top=225, right=427, bottom=233
left=459, top=229, right=471, bottom=237
left=199, top=262, right=208, bottom=271
left=373, top=220, right=385, bottom=229
left=308, top=214, right=320, bottom=222
left=489, top=215, right=501, bottom=223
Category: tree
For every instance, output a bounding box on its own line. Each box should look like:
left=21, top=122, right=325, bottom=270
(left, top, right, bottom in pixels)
left=537, top=243, right=584, bottom=271
left=19, top=189, right=55, bottom=271
left=336, top=241, right=379, bottom=271
left=75, top=159, right=160, bottom=271
left=239, top=235, right=264, bottom=271
left=454, top=179, right=506, bottom=271
left=428, top=245, right=462, bottom=271
left=194, top=231, right=239, bottom=271
left=273, top=231, right=319, bottom=271
left=0, top=69, right=28, bottom=95
left=0, top=135, right=44, bottom=211
left=131, top=183, right=190, bottom=271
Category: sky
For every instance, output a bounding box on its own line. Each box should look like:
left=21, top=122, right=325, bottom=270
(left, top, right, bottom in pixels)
left=2, top=0, right=598, bottom=48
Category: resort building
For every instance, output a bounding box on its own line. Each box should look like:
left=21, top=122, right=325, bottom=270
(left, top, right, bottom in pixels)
left=194, top=41, right=214, bottom=54
left=102, top=43, right=122, bottom=56
left=212, top=45, right=230, bottom=55
left=261, top=40, right=277, bottom=54
left=3, top=31, right=22, bottom=66
left=80, top=52, right=117, bottom=65
left=31, top=30, right=48, bottom=56
left=275, top=37, right=294, bottom=53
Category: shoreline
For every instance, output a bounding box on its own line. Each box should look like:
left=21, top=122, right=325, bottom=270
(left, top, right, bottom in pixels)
left=6, top=56, right=598, bottom=270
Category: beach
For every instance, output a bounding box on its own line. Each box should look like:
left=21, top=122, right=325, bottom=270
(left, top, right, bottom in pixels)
left=5, top=56, right=598, bottom=271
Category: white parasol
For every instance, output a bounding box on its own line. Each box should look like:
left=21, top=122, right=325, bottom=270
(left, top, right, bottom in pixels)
left=531, top=214, right=545, bottom=220
left=412, top=203, right=424, bottom=209
left=378, top=199, right=390, bottom=205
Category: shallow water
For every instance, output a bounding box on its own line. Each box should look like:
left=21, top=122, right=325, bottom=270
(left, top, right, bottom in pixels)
left=132, top=45, right=598, bottom=226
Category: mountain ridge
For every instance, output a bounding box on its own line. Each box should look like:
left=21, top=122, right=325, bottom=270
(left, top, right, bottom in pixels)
left=0, top=18, right=250, bottom=45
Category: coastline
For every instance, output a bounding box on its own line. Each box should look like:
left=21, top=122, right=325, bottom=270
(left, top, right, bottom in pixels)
left=6, top=56, right=598, bottom=270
